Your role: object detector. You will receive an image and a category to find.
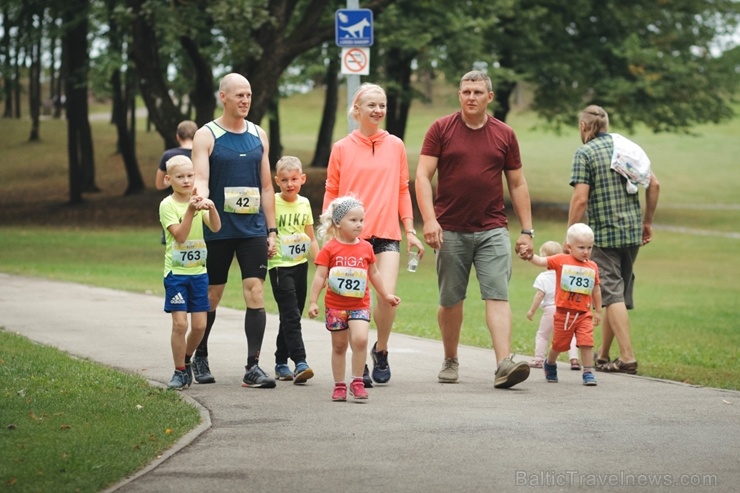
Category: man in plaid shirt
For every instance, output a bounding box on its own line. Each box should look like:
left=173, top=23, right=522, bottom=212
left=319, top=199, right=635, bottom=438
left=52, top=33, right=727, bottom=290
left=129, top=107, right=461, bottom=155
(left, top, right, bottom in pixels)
left=567, top=105, right=660, bottom=375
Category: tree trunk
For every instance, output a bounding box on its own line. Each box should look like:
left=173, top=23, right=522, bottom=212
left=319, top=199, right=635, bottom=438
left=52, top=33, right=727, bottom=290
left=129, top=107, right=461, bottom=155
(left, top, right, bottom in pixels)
left=128, top=0, right=184, bottom=149
left=13, top=46, right=22, bottom=118
left=1, top=6, right=13, bottom=118
left=493, top=81, right=515, bottom=123
left=268, top=95, right=282, bottom=170
left=179, top=35, right=214, bottom=128
left=311, top=55, right=339, bottom=168
left=385, top=48, right=414, bottom=141
left=28, top=24, right=42, bottom=141
left=62, top=0, right=96, bottom=203
left=123, top=69, right=144, bottom=195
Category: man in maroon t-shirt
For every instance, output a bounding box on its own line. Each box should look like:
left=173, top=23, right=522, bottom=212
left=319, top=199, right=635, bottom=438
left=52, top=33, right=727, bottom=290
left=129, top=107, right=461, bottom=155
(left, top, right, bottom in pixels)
left=415, top=70, right=534, bottom=388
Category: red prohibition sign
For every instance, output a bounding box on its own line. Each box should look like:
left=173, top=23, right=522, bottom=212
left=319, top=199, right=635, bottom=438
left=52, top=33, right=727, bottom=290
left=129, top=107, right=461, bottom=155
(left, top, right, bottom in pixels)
left=343, top=48, right=368, bottom=73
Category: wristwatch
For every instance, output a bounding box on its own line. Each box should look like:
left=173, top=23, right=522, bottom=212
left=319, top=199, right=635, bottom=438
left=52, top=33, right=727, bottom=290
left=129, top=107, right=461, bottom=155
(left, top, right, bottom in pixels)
left=406, top=229, right=417, bottom=235
left=520, top=229, right=535, bottom=238
left=268, top=228, right=278, bottom=235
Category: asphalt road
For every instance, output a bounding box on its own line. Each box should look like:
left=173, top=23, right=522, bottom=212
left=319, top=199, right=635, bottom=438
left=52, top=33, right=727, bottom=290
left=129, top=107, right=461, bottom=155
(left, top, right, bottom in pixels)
left=1, top=273, right=738, bottom=493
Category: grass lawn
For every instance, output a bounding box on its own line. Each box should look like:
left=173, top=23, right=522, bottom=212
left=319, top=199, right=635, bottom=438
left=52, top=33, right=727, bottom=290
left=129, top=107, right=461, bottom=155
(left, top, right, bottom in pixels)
left=0, top=330, right=201, bottom=492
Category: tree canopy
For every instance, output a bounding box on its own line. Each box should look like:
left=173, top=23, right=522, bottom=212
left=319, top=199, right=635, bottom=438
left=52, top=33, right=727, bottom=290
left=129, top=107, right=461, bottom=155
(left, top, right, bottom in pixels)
left=1, top=0, right=738, bottom=197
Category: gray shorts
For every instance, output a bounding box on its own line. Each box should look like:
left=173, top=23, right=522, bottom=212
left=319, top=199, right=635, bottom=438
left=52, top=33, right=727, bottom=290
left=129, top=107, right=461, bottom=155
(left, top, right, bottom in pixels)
left=436, top=228, right=512, bottom=306
left=591, top=245, right=639, bottom=309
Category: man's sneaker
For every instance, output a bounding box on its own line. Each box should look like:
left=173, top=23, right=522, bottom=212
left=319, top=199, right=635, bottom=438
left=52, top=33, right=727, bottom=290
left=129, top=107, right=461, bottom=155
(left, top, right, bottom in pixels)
left=362, top=364, right=373, bottom=388
left=438, top=357, right=459, bottom=383
left=349, top=379, right=368, bottom=400
left=332, top=382, right=347, bottom=401
left=192, top=355, right=215, bottom=384
left=293, top=362, right=314, bottom=385
left=242, top=365, right=276, bottom=388
left=167, top=370, right=190, bottom=390
left=185, top=361, right=194, bottom=386
left=275, top=364, right=294, bottom=381
left=543, top=360, right=558, bottom=383
left=494, top=355, right=531, bottom=388
left=582, top=371, right=597, bottom=386
left=371, top=342, right=391, bottom=384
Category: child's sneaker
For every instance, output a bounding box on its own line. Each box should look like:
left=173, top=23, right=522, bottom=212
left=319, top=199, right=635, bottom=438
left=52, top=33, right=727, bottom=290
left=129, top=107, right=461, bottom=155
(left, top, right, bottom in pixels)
left=529, top=359, right=544, bottom=369
left=570, top=358, right=582, bottom=370
left=293, top=361, right=314, bottom=385
left=582, top=371, right=597, bottom=386
left=332, top=382, right=347, bottom=401
left=349, top=379, right=368, bottom=400
left=543, top=360, right=558, bottom=383
left=274, top=364, right=294, bottom=381
left=167, top=370, right=190, bottom=390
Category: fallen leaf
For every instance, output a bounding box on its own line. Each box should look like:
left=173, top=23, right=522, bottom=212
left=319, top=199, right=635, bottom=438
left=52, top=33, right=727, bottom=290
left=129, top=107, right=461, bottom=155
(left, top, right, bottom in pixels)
left=165, top=428, right=173, bottom=435
left=60, top=424, right=71, bottom=430
left=136, top=404, right=143, bottom=410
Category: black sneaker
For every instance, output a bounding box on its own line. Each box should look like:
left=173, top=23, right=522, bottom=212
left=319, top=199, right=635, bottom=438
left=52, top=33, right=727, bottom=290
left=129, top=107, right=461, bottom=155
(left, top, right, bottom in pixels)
left=362, top=364, right=373, bottom=388
left=242, top=364, right=276, bottom=388
left=371, top=342, right=391, bottom=384
left=192, top=355, right=216, bottom=384
left=185, top=360, right=194, bottom=386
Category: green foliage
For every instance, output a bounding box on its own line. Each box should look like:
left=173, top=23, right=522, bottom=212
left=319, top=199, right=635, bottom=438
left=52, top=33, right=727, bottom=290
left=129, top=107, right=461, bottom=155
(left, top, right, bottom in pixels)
left=0, top=330, right=201, bottom=491
left=490, top=0, right=740, bottom=132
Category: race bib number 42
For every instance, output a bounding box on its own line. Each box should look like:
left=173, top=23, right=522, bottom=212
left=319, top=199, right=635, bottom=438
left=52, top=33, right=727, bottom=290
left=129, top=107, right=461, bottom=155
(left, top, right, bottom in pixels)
left=328, top=266, right=367, bottom=298
left=173, top=239, right=207, bottom=269
left=560, top=264, right=595, bottom=295
left=224, top=187, right=260, bottom=214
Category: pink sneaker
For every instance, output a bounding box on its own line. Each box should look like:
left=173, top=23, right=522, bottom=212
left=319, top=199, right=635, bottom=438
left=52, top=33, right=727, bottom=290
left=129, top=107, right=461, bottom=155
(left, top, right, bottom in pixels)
left=332, top=383, right=347, bottom=401
left=349, top=379, right=368, bottom=400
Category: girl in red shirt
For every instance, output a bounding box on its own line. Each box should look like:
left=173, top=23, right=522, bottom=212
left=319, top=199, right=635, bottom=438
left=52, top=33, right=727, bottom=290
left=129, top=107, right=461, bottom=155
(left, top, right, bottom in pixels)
left=308, top=196, right=400, bottom=401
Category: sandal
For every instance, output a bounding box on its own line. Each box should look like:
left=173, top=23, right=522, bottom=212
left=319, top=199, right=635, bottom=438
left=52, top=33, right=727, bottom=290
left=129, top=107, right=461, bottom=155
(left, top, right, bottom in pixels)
left=570, top=359, right=581, bottom=371
left=594, top=355, right=610, bottom=370
left=600, top=358, right=638, bottom=375
left=529, top=360, right=544, bottom=369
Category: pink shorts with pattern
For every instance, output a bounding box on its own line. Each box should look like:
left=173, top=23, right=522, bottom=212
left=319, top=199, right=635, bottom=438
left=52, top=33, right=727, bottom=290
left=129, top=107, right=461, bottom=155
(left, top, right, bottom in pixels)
left=325, top=308, right=371, bottom=332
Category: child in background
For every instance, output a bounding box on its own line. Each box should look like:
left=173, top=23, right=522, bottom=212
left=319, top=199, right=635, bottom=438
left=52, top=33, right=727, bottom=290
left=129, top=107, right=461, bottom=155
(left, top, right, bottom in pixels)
left=308, top=196, right=401, bottom=401
left=527, top=241, right=582, bottom=370
left=523, top=223, right=601, bottom=386
left=268, top=156, right=320, bottom=384
left=159, top=155, right=221, bottom=390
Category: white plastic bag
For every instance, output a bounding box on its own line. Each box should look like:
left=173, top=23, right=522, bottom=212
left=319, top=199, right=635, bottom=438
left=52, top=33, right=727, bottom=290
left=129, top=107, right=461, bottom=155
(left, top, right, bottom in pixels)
left=610, top=133, right=651, bottom=194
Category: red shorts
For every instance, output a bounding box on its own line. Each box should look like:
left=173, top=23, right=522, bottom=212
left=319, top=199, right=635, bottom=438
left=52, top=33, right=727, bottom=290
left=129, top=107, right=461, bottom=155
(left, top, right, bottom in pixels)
left=552, top=308, right=594, bottom=352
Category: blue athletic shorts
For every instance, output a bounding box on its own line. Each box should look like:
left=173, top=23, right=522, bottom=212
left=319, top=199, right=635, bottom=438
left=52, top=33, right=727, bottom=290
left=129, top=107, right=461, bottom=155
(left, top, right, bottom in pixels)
left=163, top=272, right=210, bottom=313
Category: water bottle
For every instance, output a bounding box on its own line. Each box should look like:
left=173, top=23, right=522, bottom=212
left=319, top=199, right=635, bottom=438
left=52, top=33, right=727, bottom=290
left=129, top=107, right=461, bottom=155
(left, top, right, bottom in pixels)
left=407, top=251, right=419, bottom=273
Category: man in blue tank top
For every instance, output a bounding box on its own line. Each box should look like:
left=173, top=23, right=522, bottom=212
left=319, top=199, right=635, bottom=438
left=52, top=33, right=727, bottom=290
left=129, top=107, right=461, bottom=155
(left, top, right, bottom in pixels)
left=192, top=73, right=278, bottom=388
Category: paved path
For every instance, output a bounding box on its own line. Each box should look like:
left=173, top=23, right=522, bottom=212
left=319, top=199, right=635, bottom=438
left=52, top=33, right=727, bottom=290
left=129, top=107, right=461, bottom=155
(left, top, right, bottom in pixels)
left=1, top=273, right=738, bottom=492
